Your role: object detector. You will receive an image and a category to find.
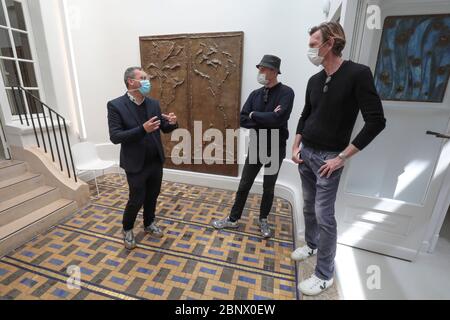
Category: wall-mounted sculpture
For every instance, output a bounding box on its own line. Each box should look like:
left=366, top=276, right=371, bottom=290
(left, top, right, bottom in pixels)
left=140, top=32, right=243, bottom=176
left=374, top=14, right=450, bottom=102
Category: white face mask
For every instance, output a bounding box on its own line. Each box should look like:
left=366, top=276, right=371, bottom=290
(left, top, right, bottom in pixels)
left=307, top=47, right=324, bottom=66
left=257, top=73, right=269, bottom=85
left=307, top=40, right=329, bottom=66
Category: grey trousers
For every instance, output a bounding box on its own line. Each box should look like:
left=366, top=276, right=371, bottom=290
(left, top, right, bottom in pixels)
left=298, top=144, right=344, bottom=281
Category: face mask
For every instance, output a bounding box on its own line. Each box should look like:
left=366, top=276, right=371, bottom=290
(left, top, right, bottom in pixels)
left=130, top=79, right=151, bottom=95
left=307, top=40, right=329, bottom=66
left=257, top=73, right=269, bottom=86
left=307, top=47, right=324, bottom=66
left=138, top=80, right=151, bottom=95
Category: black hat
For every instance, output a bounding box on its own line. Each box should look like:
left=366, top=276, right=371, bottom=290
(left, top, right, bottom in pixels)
left=256, top=55, right=282, bottom=74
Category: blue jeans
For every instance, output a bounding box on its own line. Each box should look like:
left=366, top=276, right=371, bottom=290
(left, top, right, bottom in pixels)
left=298, top=144, right=344, bottom=281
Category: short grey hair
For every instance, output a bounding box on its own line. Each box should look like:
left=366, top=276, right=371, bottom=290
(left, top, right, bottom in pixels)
left=124, top=66, right=142, bottom=88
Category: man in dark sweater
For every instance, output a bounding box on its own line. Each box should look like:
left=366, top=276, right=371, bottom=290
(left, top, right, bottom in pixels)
left=291, top=22, right=386, bottom=296
left=212, top=55, right=295, bottom=238
left=107, top=67, right=179, bottom=250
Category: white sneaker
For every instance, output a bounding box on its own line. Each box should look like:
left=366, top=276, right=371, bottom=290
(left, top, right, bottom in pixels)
left=298, top=274, right=334, bottom=296
left=290, top=245, right=317, bottom=261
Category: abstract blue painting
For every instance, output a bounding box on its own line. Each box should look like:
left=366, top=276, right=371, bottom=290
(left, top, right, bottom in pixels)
left=374, top=14, right=450, bottom=102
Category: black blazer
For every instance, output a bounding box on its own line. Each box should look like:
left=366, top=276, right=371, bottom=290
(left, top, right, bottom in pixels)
left=107, top=94, right=178, bottom=173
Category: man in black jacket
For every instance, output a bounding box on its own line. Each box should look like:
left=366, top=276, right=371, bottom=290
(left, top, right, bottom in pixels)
left=211, top=55, right=295, bottom=239
left=291, top=22, right=386, bottom=296
left=107, top=66, right=178, bottom=250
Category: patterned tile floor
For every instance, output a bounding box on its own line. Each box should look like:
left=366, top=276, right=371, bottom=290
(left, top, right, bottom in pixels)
left=0, top=174, right=301, bottom=300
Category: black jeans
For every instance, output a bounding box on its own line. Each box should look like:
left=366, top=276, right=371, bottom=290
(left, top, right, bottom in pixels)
left=123, top=158, right=163, bottom=231
left=230, top=148, right=286, bottom=221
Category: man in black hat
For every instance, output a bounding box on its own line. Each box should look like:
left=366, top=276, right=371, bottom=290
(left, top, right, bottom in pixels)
left=211, top=55, right=295, bottom=238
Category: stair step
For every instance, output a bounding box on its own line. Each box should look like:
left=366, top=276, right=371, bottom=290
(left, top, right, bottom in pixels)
left=0, top=173, right=44, bottom=202
left=0, top=161, right=28, bottom=181
left=0, top=160, right=24, bottom=170
left=0, top=199, right=77, bottom=257
left=0, top=186, right=60, bottom=227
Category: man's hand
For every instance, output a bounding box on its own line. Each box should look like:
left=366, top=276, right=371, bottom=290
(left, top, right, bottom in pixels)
left=162, top=113, right=177, bottom=125
left=292, top=145, right=304, bottom=164
left=319, top=157, right=345, bottom=178
left=250, top=106, right=281, bottom=119
left=143, top=116, right=160, bottom=133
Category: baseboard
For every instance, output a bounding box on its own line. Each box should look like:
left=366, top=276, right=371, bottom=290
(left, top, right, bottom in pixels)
left=424, top=234, right=440, bottom=254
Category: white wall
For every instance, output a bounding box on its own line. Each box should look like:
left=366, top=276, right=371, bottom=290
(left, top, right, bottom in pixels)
left=65, top=0, right=325, bottom=145
left=60, top=0, right=327, bottom=236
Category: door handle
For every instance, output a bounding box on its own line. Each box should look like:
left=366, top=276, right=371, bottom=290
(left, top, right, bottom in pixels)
left=426, top=130, right=450, bottom=139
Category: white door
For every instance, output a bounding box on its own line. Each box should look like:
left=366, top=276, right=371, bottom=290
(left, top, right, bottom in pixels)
left=336, top=0, right=450, bottom=261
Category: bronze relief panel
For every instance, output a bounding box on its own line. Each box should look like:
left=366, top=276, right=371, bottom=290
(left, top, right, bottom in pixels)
left=140, top=32, right=243, bottom=176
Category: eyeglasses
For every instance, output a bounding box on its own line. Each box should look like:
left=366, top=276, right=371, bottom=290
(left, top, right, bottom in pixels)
left=323, top=76, right=332, bottom=93
left=263, top=88, right=269, bottom=103
left=131, top=77, right=150, bottom=81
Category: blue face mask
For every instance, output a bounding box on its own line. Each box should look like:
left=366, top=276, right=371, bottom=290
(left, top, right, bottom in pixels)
left=138, top=80, right=151, bottom=95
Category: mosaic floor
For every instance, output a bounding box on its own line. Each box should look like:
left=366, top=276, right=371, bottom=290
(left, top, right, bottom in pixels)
left=0, top=173, right=301, bottom=300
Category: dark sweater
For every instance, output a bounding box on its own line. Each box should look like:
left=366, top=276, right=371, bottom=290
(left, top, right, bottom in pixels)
left=240, top=82, right=295, bottom=147
left=296, top=60, right=386, bottom=151
left=135, top=101, right=159, bottom=163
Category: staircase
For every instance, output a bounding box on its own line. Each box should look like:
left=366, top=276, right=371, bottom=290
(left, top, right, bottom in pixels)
left=0, top=159, right=77, bottom=257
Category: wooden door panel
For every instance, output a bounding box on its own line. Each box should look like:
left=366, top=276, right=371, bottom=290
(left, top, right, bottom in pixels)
left=140, top=32, right=243, bottom=177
